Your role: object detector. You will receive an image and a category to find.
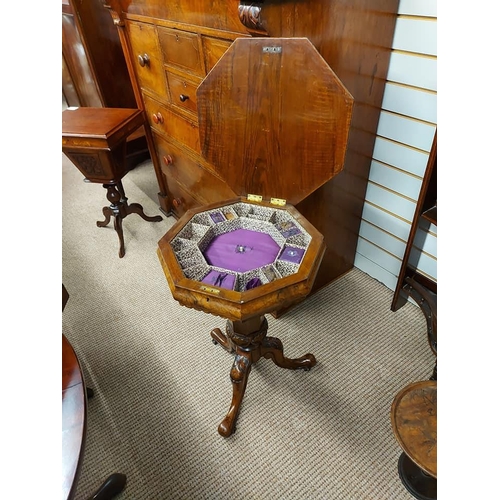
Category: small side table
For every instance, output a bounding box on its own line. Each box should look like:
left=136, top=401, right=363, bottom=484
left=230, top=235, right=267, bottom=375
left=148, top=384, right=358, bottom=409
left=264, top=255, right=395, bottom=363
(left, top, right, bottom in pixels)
left=62, top=107, right=162, bottom=257
left=391, top=380, right=437, bottom=500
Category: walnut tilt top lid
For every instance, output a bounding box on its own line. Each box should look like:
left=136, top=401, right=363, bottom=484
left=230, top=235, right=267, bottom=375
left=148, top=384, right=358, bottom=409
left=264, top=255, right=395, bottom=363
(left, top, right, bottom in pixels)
left=196, top=37, right=354, bottom=206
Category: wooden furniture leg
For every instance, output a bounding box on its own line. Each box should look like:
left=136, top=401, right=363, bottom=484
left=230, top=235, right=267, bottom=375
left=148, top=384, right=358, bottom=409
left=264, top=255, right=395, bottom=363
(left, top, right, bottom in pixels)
left=97, top=181, right=162, bottom=258
left=87, top=473, right=127, bottom=500
left=85, top=377, right=126, bottom=500
left=211, top=316, right=316, bottom=437
left=404, top=277, right=437, bottom=380
left=397, top=452, right=437, bottom=500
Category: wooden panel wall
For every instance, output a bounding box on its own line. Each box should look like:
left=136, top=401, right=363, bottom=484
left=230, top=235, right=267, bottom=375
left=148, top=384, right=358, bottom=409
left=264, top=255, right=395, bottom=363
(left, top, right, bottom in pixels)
left=354, top=0, right=437, bottom=291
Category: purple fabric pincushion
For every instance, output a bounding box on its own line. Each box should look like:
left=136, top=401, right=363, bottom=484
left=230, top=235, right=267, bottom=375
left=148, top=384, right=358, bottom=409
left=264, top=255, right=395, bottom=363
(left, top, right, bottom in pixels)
left=201, top=270, right=236, bottom=290
left=278, top=246, right=305, bottom=264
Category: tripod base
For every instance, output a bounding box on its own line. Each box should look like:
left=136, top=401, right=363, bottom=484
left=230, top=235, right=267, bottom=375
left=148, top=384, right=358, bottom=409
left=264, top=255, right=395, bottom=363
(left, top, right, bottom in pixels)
left=97, top=181, right=162, bottom=257
left=211, top=316, right=316, bottom=437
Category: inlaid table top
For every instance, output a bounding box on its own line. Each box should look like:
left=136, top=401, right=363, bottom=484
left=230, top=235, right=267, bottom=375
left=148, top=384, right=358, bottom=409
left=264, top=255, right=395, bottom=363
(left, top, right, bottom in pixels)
left=391, top=380, right=437, bottom=478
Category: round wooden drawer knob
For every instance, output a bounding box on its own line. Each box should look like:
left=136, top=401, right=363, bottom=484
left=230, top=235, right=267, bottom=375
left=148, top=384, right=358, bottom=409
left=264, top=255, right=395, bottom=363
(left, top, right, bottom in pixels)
left=152, top=112, right=164, bottom=124
left=163, top=155, right=173, bottom=165
left=179, top=94, right=189, bottom=102
left=172, top=198, right=182, bottom=208
left=138, top=54, right=150, bottom=67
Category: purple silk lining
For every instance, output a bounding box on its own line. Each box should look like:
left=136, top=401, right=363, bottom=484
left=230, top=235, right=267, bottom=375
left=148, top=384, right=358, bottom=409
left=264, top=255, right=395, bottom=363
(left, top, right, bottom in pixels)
left=203, top=229, right=280, bottom=273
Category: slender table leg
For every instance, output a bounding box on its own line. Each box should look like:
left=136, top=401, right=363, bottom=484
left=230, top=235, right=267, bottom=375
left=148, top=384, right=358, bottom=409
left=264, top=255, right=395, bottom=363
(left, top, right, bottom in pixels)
left=218, top=353, right=252, bottom=437
left=85, top=389, right=127, bottom=499
left=113, top=215, right=126, bottom=259
left=261, top=336, right=316, bottom=370
left=212, top=315, right=316, bottom=437
left=116, top=180, right=163, bottom=223
left=87, top=473, right=127, bottom=500
left=210, top=327, right=234, bottom=353
left=97, top=206, right=113, bottom=228
left=97, top=184, right=126, bottom=258
left=127, top=202, right=163, bottom=223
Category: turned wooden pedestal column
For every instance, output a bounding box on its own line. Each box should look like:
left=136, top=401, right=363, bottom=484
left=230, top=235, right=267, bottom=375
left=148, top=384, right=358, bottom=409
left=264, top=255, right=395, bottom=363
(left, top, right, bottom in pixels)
left=62, top=107, right=162, bottom=257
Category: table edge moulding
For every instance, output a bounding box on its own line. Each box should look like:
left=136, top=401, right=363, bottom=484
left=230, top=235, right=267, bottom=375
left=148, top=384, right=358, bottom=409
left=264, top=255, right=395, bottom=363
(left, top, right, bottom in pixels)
left=102, top=0, right=400, bottom=315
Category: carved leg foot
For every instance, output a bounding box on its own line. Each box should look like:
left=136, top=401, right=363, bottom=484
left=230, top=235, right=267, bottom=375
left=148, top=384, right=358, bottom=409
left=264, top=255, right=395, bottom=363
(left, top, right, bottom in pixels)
left=97, top=184, right=127, bottom=257
left=210, top=327, right=234, bottom=353
left=87, top=472, right=127, bottom=500
left=113, top=215, right=126, bottom=258
left=218, top=354, right=251, bottom=437
left=261, top=336, right=317, bottom=371
left=127, top=202, right=163, bottom=223
left=96, top=206, right=113, bottom=228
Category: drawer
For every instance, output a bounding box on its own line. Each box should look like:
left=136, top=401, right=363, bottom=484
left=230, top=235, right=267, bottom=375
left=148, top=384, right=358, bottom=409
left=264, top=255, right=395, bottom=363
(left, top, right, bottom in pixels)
left=143, top=94, right=200, bottom=154
left=155, top=134, right=237, bottom=206
left=166, top=177, right=200, bottom=218
left=127, top=21, right=169, bottom=100
left=202, top=36, right=233, bottom=73
left=157, top=26, right=205, bottom=77
left=166, top=71, right=199, bottom=116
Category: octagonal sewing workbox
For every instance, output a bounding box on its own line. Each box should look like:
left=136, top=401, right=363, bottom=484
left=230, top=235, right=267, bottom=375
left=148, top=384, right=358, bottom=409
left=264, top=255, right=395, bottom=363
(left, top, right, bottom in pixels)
left=157, top=37, right=353, bottom=436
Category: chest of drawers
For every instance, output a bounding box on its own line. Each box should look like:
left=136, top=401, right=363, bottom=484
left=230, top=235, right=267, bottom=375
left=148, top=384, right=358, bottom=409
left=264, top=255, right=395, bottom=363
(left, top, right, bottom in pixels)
left=104, top=0, right=399, bottom=309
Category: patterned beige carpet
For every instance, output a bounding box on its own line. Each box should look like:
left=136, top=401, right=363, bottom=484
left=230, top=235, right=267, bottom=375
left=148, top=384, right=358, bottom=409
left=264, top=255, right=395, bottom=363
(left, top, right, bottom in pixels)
left=62, top=153, right=435, bottom=500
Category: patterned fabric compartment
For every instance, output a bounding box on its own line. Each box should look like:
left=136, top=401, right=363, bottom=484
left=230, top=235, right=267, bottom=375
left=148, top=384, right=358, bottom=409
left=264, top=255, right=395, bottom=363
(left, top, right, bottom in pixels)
left=171, top=237, right=197, bottom=253
left=171, top=201, right=312, bottom=289
left=183, top=263, right=211, bottom=281
left=176, top=247, right=205, bottom=270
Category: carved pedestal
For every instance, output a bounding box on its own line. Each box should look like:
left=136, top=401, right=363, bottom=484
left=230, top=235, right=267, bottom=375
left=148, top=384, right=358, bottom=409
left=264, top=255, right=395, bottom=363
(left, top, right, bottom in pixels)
left=211, top=316, right=316, bottom=436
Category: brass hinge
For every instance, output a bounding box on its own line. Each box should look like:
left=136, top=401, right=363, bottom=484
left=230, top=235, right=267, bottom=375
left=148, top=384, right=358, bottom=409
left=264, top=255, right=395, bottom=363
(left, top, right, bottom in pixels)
left=270, top=198, right=286, bottom=206
left=247, top=194, right=286, bottom=206
left=247, top=194, right=263, bottom=202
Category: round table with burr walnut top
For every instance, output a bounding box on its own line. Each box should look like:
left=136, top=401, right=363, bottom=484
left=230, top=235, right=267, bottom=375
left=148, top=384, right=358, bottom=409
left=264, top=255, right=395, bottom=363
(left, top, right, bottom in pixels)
left=391, top=380, right=437, bottom=500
